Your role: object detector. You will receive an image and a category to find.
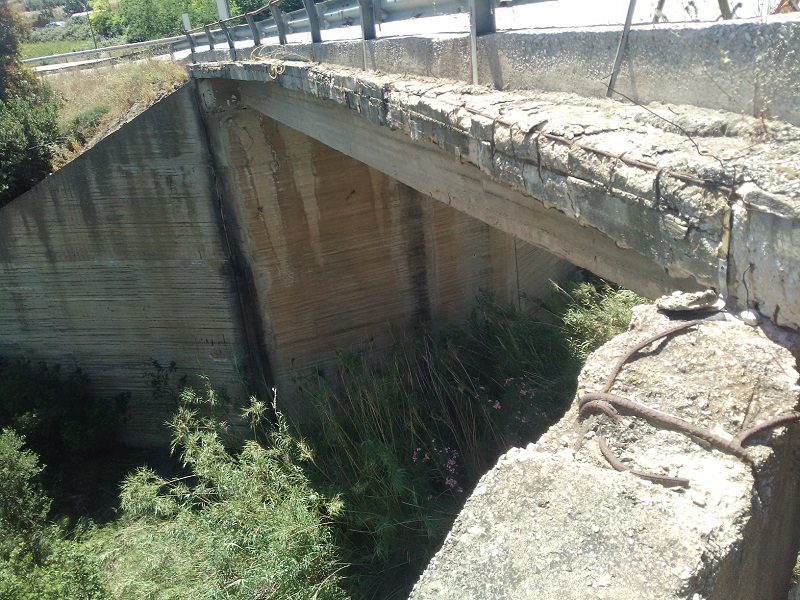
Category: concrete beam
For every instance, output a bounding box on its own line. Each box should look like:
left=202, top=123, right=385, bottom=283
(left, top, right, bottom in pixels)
left=191, top=61, right=800, bottom=320
left=195, top=72, right=701, bottom=300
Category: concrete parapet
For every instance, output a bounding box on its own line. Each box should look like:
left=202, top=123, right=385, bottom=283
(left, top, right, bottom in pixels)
left=409, top=305, right=800, bottom=600
left=245, top=15, right=800, bottom=127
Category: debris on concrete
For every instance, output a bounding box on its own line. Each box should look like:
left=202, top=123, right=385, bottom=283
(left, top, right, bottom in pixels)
left=656, top=290, right=721, bottom=313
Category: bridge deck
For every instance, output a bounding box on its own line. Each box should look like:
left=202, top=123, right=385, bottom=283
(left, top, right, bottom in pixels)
left=192, top=59, right=800, bottom=327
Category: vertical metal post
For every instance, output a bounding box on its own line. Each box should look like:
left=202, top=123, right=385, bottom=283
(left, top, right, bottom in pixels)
left=469, top=0, right=494, bottom=84
left=184, top=32, right=197, bottom=63
left=182, top=14, right=197, bottom=63
left=216, top=0, right=231, bottom=19
left=204, top=24, right=216, bottom=50
left=358, top=0, right=376, bottom=40
left=245, top=12, right=261, bottom=45
left=219, top=20, right=237, bottom=60
left=271, top=5, right=288, bottom=45
left=652, top=0, right=666, bottom=23
left=302, top=0, right=322, bottom=43
left=606, top=0, right=636, bottom=98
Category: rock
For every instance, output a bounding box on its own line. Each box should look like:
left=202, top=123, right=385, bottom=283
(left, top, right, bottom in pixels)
left=656, top=289, right=721, bottom=312
left=409, top=305, right=800, bottom=600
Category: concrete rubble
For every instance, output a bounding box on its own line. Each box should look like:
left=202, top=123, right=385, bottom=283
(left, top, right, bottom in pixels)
left=409, top=304, right=800, bottom=600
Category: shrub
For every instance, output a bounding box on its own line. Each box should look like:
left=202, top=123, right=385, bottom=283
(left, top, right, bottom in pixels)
left=0, top=430, right=111, bottom=599
left=27, top=16, right=93, bottom=43
left=89, top=390, right=349, bottom=600
left=0, top=429, right=51, bottom=560
left=0, top=541, right=111, bottom=600
left=89, top=0, right=124, bottom=38
left=0, top=1, right=60, bottom=205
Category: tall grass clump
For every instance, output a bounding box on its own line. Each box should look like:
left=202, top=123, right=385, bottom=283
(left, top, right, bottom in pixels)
left=294, top=280, right=646, bottom=598
left=86, top=385, right=348, bottom=600
left=561, top=280, right=647, bottom=359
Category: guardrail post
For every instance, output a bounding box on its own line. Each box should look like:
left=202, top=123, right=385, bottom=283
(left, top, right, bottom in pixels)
left=271, top=5, right=288, bottom=44
left=358, top=0, right=376, bottom=40
left=181, top=13, right=196, bottom=63
left=607, top=0, right=636, bottom=97
left=245, top=12, right=262, bottom=45
left=469, top=0, right=495, bottom=84
left=219, top=20, right=237, bottom=60
left=302, top=0, right=322, bottom=43
left=204, top=24, right=216, bottom=50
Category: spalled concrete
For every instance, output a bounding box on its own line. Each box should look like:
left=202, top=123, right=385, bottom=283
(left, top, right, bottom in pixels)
left=410, top=305, right=800, bottom=600
left=191, top=59, right=800, bottom=326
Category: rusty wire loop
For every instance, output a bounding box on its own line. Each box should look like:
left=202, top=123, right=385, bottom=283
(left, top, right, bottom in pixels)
left=578, top=319, right=800, bottom=488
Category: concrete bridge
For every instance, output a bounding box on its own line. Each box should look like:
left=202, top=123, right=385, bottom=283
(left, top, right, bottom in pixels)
left=2, top=15, right=799, bottom=439
left=2, top=15, right=800, bottom=597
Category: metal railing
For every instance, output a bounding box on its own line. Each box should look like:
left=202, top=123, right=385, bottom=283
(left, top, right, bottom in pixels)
left=22, top=0, right=746, bottom=72
left=23, top=0, right=551, bottom=71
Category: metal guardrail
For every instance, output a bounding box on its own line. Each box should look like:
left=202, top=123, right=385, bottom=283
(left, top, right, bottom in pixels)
left=23, top=0, right=550, bottom=72
left=21, top=0, right=756, bottom=70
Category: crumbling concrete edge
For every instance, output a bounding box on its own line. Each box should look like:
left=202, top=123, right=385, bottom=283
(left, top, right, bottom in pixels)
left=191, top=60, right=800, bottom=329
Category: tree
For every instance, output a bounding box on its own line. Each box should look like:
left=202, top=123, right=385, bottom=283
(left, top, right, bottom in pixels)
left=119, top=0, right=187, bottom=41
left=0, top=2, right=59, bottom=205
left=89, top=0, right=124, bottom=37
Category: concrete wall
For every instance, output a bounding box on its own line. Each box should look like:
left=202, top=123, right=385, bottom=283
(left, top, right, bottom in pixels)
left=200, top=97, right=573, bottom=415
left=0, top=85, right=249, bottom=445
left=248, top=14, right=800, bottom=127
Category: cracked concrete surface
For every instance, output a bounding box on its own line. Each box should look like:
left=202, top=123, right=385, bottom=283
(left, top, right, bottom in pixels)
left=191, top=60, right=800, bottom=327
left=409, top=305, right=800, bottom=600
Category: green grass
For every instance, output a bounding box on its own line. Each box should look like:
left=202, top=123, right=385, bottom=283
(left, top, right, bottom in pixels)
left=20, top=39, right=97, bottom=59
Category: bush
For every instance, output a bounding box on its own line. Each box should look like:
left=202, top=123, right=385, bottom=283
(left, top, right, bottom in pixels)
left=0, top=2, right=60, bottom=205
left=0, top=541, right=111, bottom=600
left=0, top=88, right=59, bottom=204
left=0, top=430, right=111, bottom=600
left=0, top=430, right=51, bottom=560
left=89, top=0, right=124, bottom=38
left=88, top=390, right=349, bottom=600
left=27, top=16, right=93, bottom=43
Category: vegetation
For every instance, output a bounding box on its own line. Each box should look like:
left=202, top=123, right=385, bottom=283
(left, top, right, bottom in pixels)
left=292, top=282, right=645, bottom=597
left=0, top=1, right=60, bottom=205
left=46, top=58, right=187, bottom=165
left=0, top=281, right=646, bottom=599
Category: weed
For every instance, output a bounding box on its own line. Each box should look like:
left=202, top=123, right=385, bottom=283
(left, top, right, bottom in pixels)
left=89, top=391, right=349, bottom=600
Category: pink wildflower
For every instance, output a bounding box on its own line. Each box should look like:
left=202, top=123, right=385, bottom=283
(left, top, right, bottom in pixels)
left=493, top=400, right=502, bottom=410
